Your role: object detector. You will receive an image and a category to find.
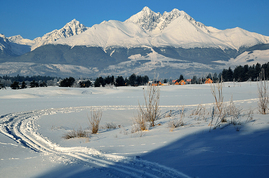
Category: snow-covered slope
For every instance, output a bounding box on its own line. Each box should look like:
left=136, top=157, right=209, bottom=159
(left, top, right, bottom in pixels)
left=0, top=34, right=9, bottom=51
left=0, top=34, right=15, bottom=57
left=0, top=84, right=269, bottom=177
left=125, top=7, right=209, bottom=35
left=215, top=49, right=269, bottom=68
left=7, top=35, right=34, bottom=46
left=210, top=27, right=269, bottom=49
left=2, top=7, right=269, bottom=52
left=7, top=35, right=34, bottom=55
left=51, top=7, right=269, bottom=50
left=55, top=20, right=151, bottom=48
left=31, top=19, right=88, bottom=50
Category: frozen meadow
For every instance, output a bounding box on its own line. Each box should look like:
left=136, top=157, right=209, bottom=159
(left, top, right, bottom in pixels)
left=0, top=82, right=269, bottom=178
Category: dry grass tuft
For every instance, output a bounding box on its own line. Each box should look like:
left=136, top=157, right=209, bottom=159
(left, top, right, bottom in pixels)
left=168, top=119, right=184, bottom=132
left=62, top=127, right=89, bottom=139
left=88, top=109, right=102, bottom=134
left=132, top=113, right=148, bottom=132
left=138, top=84, right=160, bottom=127
left=257, top=79, right=268, bottom=114
left=103, top=122, right=118, bottom=130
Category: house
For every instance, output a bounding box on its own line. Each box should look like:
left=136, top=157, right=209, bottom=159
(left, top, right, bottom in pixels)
left=151, top=81, right=162, bottom=86
left=205, top=78, right=213, bottom=84
left=186, top=79, right=192, bottom=84
left=173, top=79, right=186, bottom=85
left=179, top=80, right=186, bottom=85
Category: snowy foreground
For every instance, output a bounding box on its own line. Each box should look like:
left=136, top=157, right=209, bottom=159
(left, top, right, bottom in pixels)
left=0, top=82, right=269, bottom=178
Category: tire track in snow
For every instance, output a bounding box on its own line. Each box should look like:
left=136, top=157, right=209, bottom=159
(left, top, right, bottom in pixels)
left=0, top=106, right=190, bottom=178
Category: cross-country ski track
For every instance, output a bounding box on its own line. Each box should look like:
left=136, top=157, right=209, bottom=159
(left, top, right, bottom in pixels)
left=0, top=106, right=191, bottom=178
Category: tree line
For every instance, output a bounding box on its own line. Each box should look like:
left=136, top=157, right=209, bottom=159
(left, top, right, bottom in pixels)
left=1, top=75, right=57, bottom=83
left=220, top=62, right=269, bottom=82
left=182, top=62, right=269, bottom=84
left=93, top=74, right=149, bottom=87
left=2, top=62, right=269, bottom=89
left=59, top=74, right=149, bottom=87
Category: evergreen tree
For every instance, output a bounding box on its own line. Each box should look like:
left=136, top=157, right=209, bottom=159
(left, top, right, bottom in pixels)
left=79, top=80, right=92, bottom=87
left=10, top=81, right=19, bottom=89
left=213, top=73, right=218, bottom=83
left=39, top=81, right=47, bottom=87
left=142, top=75, right=149, bottom=85
left=99, top=77, right=105, bottom=87
left=206, top=73, right=212, bottom=79
left=125, top=77, right=130, bottom=86
left=242, top=65, right=249, bottom=81
left=129, top=73, right=137, bottom=86
left=115, top=76, right=125, bottom=86
left=227, top=67, right=233, bottom=81
left=179, top=75, right=184, bottom=81
left=30, top=80, right=39, bottom=88
left=255, top=63, right=261, bottom=79
left=247, top=65, right=256, bottom=81
left=21, top=81, right=27, bottom=89
left=136, top=75, right=143, bottom=86
left=59, top=77, right=75, bottom=87
left=105, top=76, right=113, bottom=85
left=191, top=76, right=197, bottom=84
left=94, top=77, right=101, bottom=87
left=233, top=65, right=243, bottom=81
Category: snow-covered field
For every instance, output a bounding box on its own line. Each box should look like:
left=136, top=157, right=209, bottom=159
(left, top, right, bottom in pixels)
left=0, top=82, right=269, bottom=178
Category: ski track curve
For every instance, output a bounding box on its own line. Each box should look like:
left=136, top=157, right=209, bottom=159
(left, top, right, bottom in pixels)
left=0, top=105, right=191, bottom=178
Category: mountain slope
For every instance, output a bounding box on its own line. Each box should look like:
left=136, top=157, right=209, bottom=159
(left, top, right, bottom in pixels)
left=31, top=19, right=88, bottom=50
left=55, top=20, right=151, bottom=48
left=52, top=7, right=269, bottom=50
left=7, top=35, right=34, bottom=55
left=0, top=7, right=269, bottom=78
left=0, top=34, right=17, bottom=59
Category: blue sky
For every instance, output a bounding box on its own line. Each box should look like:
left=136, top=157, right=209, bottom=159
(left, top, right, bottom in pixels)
left=1, top=0, right=268, bottom=40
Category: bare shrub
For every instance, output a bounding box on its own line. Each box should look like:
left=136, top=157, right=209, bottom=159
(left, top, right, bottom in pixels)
left=103, top=122, right=117, bottom=130
left=138, top=84, right=160, bottom=127
left=132, top=112, right=148, bottom=132
left=224, top=96, right=242, bottom=125
left=88, top=109, right=102, bottom=134
left=191, top=104, right=206, bottom=120
left=180, top=105, right=185, bottom=119
left=165, top=110, right=172, bottom=118
left=119, top=126, right=129, bottom=135
left=62, top=127, right=89, bottom=139
left=168, top=119, right=184, bottom=132
left=257, top=79, right=268, bottom=114
left=210, top=80, right=224, bottom=119
left=246, top=109, right=254, bottom=122
left=209, top=79, right=227, bottom=128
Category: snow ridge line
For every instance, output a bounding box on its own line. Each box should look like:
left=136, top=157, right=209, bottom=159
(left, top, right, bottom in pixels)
left=0, top=106, right=190, bottom=178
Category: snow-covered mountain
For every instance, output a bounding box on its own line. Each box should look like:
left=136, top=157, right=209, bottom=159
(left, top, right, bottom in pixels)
left=31, top=19, right=88, bottom=50
left=0, top=34, right=16, bottom=58
left=8, top=35, right=34, bottom=46
left=7, top=35, right=34, bottom=55
left=0, top=34, right=10, bottom=51
left=53, top=6, right=269, bottom=50
left=0, top=7, right=269, bottom=78
left=125, top=7, right=209, bottom=34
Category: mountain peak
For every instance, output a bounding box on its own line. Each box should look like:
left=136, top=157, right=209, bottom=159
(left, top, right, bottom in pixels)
left=141, top=6, right=153, bottom=14
left=125, top=7, right=186, bottom=32
left=32, top=19, right=88, bottom=50
left=125, top=7, right=160, bottom=31
left=64, top=19, right=84, bottom=28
